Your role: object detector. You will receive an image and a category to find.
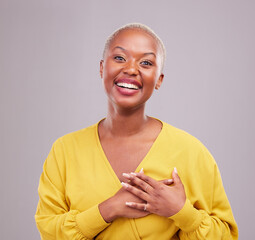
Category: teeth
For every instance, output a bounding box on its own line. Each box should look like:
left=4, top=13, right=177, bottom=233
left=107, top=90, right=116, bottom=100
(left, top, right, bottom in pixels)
left=116, top=82, right=139, bottom=90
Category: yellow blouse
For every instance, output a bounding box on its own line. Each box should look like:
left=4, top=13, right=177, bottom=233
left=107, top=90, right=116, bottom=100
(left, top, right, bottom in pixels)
left=35, top=120, right=238, bottom=239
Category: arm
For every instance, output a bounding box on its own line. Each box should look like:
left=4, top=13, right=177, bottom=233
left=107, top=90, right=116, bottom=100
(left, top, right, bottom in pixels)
left=35, top=141, right=110, bottom=240
left=122, top=164, right=238, bottom=239
left=35, top=140, right=150, bottom=239
left=169, top=164, right=238, bottom=239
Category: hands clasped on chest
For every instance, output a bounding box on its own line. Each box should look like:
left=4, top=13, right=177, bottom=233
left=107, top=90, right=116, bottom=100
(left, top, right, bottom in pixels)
left=99, top=167, right=186, bottom=222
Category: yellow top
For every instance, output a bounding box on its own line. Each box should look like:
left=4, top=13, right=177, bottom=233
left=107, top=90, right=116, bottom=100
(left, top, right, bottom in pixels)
left=35, top=120, right=238, bottom=239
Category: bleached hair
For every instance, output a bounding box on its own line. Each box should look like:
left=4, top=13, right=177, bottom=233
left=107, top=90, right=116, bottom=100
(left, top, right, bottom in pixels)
left=103, top=23, right=166, bottom=72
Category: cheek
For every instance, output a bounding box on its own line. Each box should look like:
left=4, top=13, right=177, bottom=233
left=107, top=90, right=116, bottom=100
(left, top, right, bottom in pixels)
left=102, top=63, right=119, bottom=92
left=103, top=62, right=120, bottom=80
left=141, top=70, right=158, bottom=86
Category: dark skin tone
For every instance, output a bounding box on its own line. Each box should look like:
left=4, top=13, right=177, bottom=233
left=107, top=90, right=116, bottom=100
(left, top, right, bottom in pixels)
left=98, top=29, right=186, bottom=222
left=98, top=114, right=162, bottom=182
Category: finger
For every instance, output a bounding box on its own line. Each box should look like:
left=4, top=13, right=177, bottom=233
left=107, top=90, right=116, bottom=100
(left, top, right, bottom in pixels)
left=122, top=173, right=154, bottom=192
left=131, top=172, right=159, bottom=189
left=172, top=167, right=181, bottom=185
left=122, top=173, right=133, bottom=180
left=129, top=174, right=154, bottom=193
left=126, top=202, right=149, bottom=212
left=121, top=182, right=150, bottom=202
left=123, top=173, right=172, bottom=188
left=122, top=173, right=145, bottom=189
left=161, top=179, right=174, bottom=185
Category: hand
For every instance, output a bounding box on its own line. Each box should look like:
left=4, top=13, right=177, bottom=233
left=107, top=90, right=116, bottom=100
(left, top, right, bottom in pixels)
left=121, top=168, right=186, bottom=217
left=98, top=186, right=149, bottom=223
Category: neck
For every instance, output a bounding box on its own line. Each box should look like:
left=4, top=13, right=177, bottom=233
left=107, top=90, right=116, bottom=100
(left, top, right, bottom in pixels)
left=102, top=102, right=149, bottom=137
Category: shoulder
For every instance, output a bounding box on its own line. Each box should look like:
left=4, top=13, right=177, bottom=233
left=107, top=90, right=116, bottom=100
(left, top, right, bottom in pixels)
left=161, top=121, right=215, bottom=165
left=52, top=122, right=98, bottom=151
left=160, top=121, right=219, bottom=184
left=161, top=121, right=205, bottom=149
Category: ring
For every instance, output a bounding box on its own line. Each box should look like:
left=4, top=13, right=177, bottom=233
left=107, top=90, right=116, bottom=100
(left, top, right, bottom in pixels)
left=145, top=185, right=148, bottom=192
left=144, top=204, right=147, bottom=211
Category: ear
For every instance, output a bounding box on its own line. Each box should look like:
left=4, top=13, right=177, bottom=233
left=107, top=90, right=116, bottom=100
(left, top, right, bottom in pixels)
left=155, top=73, right=164, bottom=90
left=100, top=60, right=104, bottom=78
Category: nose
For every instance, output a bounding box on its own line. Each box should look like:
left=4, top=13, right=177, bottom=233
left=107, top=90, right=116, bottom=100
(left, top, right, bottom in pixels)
left=123, top=60, right=139, bottom=76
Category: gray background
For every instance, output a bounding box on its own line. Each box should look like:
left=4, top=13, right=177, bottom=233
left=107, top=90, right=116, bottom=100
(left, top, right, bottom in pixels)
left=0, top=0, right=254, bottom=239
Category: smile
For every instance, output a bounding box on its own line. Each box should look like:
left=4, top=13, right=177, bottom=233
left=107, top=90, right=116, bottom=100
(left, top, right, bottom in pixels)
left=115, top=82, right=139, bottom=90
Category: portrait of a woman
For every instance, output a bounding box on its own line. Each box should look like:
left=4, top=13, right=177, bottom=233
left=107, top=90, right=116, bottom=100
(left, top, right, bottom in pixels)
left=35, top=23, right=238, bottom=239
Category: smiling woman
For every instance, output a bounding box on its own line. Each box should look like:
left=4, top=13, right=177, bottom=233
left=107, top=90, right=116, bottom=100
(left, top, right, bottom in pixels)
left=100, top=28, right=164, bottom=111
left=35, top=23, right=238, bottom=239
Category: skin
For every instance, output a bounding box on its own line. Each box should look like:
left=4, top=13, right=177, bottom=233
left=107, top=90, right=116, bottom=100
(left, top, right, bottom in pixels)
left=122, top=168, right=186, bottom=217
left=98, top=29, right=186, bottom=222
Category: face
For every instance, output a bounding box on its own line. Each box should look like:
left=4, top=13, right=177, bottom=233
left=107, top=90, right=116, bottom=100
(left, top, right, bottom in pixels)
left=100, top=29, right=164, bottom=110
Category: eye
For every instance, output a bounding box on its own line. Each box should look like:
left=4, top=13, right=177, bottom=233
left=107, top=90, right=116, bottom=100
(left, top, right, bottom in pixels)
left=114, top=56, right=126, bottom=62
left=140, top=60, right=152, bottom=66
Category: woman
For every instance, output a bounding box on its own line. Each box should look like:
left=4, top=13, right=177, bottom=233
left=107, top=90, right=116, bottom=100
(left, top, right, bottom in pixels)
left=35, top=23, right=238, bottom=239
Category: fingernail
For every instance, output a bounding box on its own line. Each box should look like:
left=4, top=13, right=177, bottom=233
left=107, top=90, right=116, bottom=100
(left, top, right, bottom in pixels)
left=174, top=167, right=178, bottom=174
left=139, top=168, right=144, bottom=173
left=122, top=173, right=131, bottom=179
left=167, top=179, right=173, bottom=184
left=130, top=172, right=137, bottom=176
left=126, top=202, right=133, bottom=206
left=121, top=182, right=129, bottom=188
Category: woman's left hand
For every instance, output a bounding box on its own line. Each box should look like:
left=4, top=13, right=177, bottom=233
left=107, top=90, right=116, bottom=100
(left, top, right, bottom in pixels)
left=121, top=168, right=186, bottom=217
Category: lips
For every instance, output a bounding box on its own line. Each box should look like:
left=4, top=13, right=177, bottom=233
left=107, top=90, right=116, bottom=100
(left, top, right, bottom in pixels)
left=115, top=78, right=142, bottom=90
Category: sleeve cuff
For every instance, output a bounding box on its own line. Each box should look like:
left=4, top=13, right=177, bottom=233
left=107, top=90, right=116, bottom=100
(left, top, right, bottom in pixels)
left=76, top=204, right=111, bottom=239
left=169, top=199, right=203, bottom=233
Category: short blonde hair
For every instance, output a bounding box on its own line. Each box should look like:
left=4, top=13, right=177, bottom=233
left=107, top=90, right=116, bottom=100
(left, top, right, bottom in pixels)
left=103, top=23, right=166, bottom=72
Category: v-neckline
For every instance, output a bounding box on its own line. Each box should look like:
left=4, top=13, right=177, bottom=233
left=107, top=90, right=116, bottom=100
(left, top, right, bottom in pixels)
left=95, top=118, right=165, bottom=187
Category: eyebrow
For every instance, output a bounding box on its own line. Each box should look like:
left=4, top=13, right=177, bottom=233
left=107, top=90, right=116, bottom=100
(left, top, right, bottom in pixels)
left=113, top=46, right=157, bottom=58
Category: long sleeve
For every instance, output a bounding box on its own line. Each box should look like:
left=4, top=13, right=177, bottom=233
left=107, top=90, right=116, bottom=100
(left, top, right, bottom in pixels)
left=35, top=140, right=110, bottom=240
left=169, top=147, right=238, bottom=239
left=35, top=121, right=238, bottom=239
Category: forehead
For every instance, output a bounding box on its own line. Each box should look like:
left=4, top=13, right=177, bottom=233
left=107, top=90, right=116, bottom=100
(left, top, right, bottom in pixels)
left=108, top=29, right=160, bottom=55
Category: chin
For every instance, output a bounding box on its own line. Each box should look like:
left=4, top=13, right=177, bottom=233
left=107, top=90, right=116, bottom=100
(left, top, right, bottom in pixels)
left=111, top=98, right=147, bottom=111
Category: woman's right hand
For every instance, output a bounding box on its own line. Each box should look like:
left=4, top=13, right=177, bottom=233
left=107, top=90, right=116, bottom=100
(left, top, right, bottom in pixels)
left=99, top=187, right=149, bottom=223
